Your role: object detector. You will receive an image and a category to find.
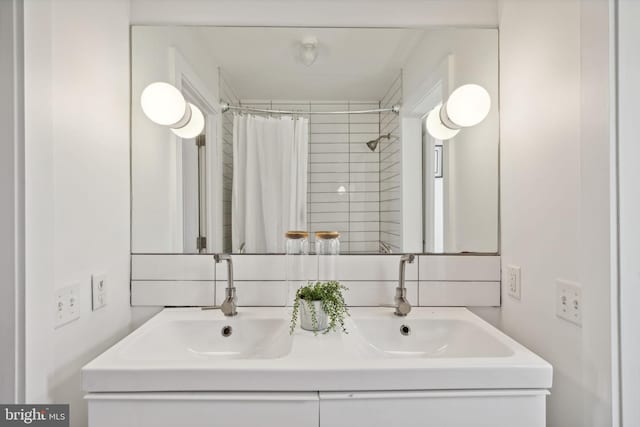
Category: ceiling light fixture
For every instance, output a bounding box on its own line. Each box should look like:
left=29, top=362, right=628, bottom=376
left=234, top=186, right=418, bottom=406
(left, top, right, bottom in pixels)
left=140, top=82, right=205, bottom=138
left=300, top=36, right=318, bottom=66
left=426, top=84, right=491, bottom=140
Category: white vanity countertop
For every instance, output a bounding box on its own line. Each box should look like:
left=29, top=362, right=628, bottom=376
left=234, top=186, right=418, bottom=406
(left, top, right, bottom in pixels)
left=82, top=307, right=552, bottom=393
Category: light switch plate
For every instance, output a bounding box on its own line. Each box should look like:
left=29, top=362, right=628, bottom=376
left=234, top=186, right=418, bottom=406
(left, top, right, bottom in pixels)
left=556, top=279, right=582, bottom=326
left=92, top=273, right=107, bottom=311
left=506, top=265, right=521, bottom=300
left=55, top=284, right=81, bottom=328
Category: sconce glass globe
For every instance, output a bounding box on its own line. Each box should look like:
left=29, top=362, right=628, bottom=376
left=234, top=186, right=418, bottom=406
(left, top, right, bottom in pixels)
left=140, top=82, right=188, bottom=127
left=426, top=104, right=460, bottom=140
left=171, top=103, right=205, bottom=139
left=445, top=84, right=491, bottom=128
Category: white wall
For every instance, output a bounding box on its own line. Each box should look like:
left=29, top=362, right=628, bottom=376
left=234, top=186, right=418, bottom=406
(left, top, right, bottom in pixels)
left=0, top=0, right=25, bottom=403
left=402, top=28, right=499, bottom=253
left=617, top=1, right=640, bottom=425
left=131, top=26, right=220, bottom=253
left=23, top=1, right=132, bottom=426
left=499, top=0, right=613, bottom=426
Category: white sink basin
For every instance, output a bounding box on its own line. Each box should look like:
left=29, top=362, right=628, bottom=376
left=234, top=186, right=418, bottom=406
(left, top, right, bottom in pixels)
left=119, top=316, right=292, bottom=361
left=352, top=317, right=514, bottom=358
left=83, top=307, right=552, bottom=393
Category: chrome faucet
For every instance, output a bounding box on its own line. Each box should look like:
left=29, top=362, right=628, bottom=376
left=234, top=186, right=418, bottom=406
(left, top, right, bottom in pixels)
left=215, top=253, right=237, bottom=316
left=394, top=254, right=415, bottom=316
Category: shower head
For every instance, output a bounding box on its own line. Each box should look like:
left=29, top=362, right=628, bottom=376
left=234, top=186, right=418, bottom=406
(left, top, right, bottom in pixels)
left=365, top=133, right=391, bottom=152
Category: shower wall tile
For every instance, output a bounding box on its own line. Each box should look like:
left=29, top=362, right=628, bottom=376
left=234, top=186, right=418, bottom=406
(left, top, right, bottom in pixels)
left=220, top=72, right=238, bottom=252
left=379, top=72, right=403, bottom=253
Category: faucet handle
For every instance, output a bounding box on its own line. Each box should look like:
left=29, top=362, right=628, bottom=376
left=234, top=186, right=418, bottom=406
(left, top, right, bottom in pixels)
left=401, top=253, right=415, bottom=263
left=395, top=300, right=412, bottom=316
left=214, top=253, right=231, bottom=263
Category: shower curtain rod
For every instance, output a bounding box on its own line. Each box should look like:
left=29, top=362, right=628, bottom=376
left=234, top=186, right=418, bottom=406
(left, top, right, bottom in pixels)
left=220, top=101, right=401, bottom=115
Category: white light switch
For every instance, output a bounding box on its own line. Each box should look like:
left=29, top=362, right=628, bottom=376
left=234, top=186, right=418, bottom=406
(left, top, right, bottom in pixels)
left=506, top=265, right=521, bottom=300
left=92, top=273, right=107, bottom=311
left=556, top=279, right=582, bottom=326
left=55, top=284, right=81, bottom=328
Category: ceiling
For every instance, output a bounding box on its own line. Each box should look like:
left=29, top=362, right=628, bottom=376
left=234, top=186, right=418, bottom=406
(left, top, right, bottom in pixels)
left=196, top=27, right=425, bottom=101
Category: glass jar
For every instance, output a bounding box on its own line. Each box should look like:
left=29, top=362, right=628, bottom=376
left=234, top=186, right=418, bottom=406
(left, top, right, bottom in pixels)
left=285, top=231, right=309, bottom=255
left=315, top=231, right=340, bottom=282
left=315, top=231, right=340, bottom=255
left=285, top=231, right=309, bottom=307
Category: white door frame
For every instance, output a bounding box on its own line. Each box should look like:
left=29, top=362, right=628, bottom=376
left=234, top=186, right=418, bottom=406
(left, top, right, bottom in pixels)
left=400, top=54, right=454, bottom=253
left=169, top=48, right=221, bottom=253
left=0, top=0, right=25, bottom=403
left=615, top=1, right=639, bottom=426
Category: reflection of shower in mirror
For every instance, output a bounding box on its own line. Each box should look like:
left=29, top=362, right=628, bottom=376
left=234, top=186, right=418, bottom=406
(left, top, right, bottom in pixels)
left=365, top=133, right=391, bottom=152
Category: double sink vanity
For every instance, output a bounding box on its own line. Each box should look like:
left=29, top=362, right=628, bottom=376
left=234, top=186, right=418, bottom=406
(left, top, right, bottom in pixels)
left=83, top=304, right=552, bottom=427
left=111, top=23, right=553, bottom=427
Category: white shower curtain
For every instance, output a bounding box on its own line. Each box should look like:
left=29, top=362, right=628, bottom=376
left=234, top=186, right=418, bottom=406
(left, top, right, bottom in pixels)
left=232, top=114, right=309, bottom=253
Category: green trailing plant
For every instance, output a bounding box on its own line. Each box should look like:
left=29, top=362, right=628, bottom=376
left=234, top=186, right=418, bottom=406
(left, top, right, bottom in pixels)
left=289, top=281, right=349, bottom=335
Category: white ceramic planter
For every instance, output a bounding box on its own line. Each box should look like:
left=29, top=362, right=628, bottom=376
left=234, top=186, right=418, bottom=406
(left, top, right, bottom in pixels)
left=299, top=300, right=328, bottom=332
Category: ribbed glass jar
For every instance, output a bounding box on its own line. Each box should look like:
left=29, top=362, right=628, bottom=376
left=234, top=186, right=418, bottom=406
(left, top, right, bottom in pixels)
left=314, top=231, right=340, bottom=255
left=285, top=231, right=309, bottom=255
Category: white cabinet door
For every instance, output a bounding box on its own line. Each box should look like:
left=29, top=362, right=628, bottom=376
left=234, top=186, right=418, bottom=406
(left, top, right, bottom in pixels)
left=319, top=390, right=547, bottom=427
left=87, top=392, right=319, bottom=427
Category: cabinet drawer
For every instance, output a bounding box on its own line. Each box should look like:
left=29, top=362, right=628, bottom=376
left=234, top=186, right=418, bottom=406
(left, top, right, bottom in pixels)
left=87, top=392, right=319, bottom=427
left=319, top=390, right=547, bottom=427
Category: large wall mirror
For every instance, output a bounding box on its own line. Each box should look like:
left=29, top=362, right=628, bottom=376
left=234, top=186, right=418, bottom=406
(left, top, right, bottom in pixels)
left=131, top=26, right=499, bottom=255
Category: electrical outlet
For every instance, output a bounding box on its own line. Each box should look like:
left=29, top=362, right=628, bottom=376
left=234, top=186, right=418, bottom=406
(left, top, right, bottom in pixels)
left=556, top=279, right=582, bottom=326
left=506, top=265, right=521, bottom=300
left=54, top=284, right=81, bottom=328
left=91, top=273, right=107, bottom=311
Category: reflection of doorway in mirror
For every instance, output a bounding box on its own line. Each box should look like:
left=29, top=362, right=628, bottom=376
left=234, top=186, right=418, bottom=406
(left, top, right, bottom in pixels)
left=433, top=144, right=444, bottom=253
left=181, top=137, right=200, bottom=252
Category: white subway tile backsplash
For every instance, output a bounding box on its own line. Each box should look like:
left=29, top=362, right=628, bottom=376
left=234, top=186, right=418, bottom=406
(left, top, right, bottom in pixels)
left=131, top=281, right=215, bottom=306
left=216, top=255, right=318, bottom=281
left=318, top=255, right=418, bottom=281
left=132, top=254, right=215, bottom=281
left=418, top=256, right=500, bottom=281
left=342, top=281, right=418, bottom=307
left=418, top=282, right=500, bottom=306
left=131, top=254, right=501, bottom=308
left=216, top=281, right=289, bottom=307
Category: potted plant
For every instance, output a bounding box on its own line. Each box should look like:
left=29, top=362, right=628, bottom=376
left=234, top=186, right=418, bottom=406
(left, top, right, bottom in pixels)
left=289, top=281, right=349, bottom=334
